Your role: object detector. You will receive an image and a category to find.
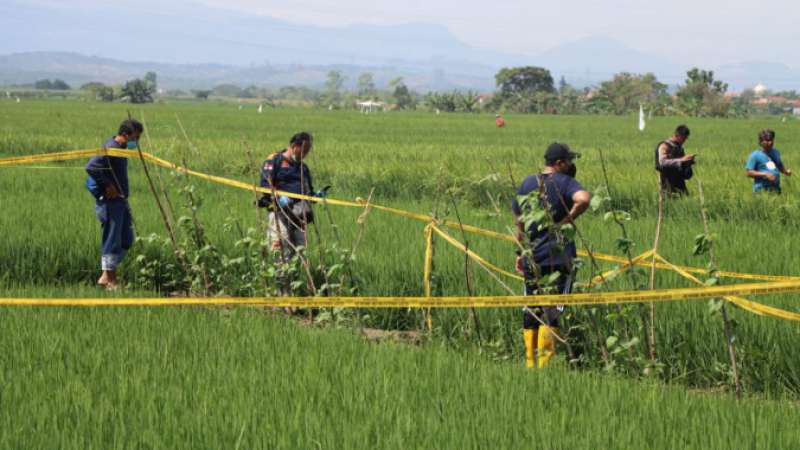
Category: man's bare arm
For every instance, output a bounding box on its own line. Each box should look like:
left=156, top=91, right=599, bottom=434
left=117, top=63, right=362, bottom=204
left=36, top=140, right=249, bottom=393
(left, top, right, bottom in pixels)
left=658, top=143, right=694, bottom=169
left=560, top=190, right=590, bottom=225
left=514, top=214, right=526, bottom=242
left=746, top=169, right=776, bottom=182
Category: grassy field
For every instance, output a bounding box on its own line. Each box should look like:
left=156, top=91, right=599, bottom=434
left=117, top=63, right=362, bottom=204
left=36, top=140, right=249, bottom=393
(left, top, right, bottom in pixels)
left=1, top=99, right=800, bottom=446
left=0, top=303, right=798, bottom=449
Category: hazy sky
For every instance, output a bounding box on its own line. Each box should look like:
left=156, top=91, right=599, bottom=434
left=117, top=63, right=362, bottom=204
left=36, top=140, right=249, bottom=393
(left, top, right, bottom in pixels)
left=202, top=0, right=799, bottom=66
left=14, top=0, right=800, bottom=67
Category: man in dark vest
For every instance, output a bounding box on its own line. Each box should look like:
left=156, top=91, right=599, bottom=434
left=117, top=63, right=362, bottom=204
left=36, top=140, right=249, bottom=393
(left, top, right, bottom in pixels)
left=258, top=132, right=321, bottom=262
left=655, top=125, right=695, bottom=195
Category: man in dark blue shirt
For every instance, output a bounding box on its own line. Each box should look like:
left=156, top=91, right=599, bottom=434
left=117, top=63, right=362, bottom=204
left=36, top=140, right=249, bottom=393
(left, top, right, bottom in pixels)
left=259, top=132, right=315, bottom=261
left=512, top=143, right=590, bottom=368
left=85, top=119, right=142, bottom=289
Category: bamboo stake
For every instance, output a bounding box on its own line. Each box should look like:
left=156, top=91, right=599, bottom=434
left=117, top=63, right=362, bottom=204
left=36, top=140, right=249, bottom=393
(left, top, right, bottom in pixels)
left=647, top=175, right=665, bottom=363
left=130, top=112, right=179, bottom=248
left=423, top=223, right=435, bottom=332
left=697, top=179, right=742, bottom=398
left=448, top=193, right=482, bottom=344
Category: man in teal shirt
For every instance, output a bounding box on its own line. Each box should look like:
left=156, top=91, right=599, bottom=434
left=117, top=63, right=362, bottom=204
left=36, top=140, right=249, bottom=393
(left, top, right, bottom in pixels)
left=745, top=129, right=792, bottom=193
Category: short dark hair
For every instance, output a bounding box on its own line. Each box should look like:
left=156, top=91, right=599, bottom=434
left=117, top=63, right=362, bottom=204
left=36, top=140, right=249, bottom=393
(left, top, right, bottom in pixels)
left=759, top=129, right=775, bottom=143
left=290, top=131, right=313, bottom=147
left=118, top=119, right=144, bottom=137
left=675, top=125, right=690, bottom=138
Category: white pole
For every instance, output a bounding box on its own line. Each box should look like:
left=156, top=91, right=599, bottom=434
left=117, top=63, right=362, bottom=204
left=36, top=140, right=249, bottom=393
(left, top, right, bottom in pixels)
left=638, top=105, right=646, bottom=131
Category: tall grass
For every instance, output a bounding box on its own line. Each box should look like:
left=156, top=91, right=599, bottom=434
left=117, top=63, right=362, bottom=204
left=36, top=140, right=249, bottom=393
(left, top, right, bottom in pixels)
left=1, top=99, right=799, bottom=396
left=0, top=307, right=798, bottom=449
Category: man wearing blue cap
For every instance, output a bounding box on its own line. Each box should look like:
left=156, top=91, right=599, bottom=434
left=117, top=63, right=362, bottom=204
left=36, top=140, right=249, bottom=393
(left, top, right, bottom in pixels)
left=512, top=142, right=590, bottom=368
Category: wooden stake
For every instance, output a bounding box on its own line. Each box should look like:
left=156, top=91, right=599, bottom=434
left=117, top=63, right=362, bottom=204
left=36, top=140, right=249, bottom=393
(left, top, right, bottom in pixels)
left=647, top=175, right=665, bottom=363
left=423, top=223, right=434, bottom=332
left=448, top=193, right=482, bottom=344
left=697, top=179, right=742, bottom=398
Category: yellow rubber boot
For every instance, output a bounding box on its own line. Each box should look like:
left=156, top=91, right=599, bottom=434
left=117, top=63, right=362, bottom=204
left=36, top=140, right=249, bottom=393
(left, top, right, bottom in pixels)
left=523, top=329, right=537, bottom=368
left=537, top=326, right=558, bottom=368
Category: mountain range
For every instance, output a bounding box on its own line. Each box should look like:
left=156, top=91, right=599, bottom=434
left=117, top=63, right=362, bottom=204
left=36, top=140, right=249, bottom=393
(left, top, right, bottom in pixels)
left=1, top=0, right=798, bottom=92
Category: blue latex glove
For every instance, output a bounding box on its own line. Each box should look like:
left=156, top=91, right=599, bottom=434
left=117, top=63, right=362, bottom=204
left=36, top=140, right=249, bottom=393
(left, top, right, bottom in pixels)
left=314, top=185, right=331, bottom=198
left=126, top=140, right=138, bottom=149
left=278, top=196, right=291, bottom=207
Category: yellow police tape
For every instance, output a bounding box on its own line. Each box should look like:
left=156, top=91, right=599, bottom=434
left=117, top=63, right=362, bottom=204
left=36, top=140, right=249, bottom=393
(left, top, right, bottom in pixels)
left=423, top=224, right=435, bottom=295
left=590, top=250, right=655, bottom=286
left=429, top=223, right=524, bottom=281
left=652, top=253, right=800, bottom=321
left=153, top=148, right=800, bottom=283
left=2, top=278, right=800, bottom=307
left=1, top=148, right=798, bottom=289
left=425, top=227, right=800, bottom=321
left=423, top=224, right=435, bottom=330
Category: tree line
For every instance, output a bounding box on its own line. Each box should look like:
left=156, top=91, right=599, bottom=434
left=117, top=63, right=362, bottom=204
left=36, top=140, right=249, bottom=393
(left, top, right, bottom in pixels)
left=19, top=66, right=797, bottom=117
left=27, top=72, right=161, bottom=103
left=311, top=67, right=755, bottom=117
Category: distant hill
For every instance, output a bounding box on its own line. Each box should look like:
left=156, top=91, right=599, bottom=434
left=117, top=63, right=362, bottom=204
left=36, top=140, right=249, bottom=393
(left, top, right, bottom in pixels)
left=1, top=0, right=524, bottom=68
left=1, top=0, right=798, bottom=91
left=715, top=61, right=800, bottom=92
left=532, top=36, right=685, bottom=87
left=0, top=52, right=500, bottom=91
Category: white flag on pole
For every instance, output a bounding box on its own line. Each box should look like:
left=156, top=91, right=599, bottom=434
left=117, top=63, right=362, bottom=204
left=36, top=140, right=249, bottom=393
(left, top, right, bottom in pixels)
left=638, top=105, right=646, bottom=131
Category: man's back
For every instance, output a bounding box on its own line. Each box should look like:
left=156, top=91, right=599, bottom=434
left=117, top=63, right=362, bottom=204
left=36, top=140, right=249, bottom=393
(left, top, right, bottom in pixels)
left=511, top=172, right=583, bottom=266
left=86, top=137, right=129, bottom=198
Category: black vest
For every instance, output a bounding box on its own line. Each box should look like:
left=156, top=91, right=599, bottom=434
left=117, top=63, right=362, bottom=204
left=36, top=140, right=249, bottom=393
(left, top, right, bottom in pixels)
left=655, top=140, right=692, bottom=194
left=655, top=140, right=685, bottom=171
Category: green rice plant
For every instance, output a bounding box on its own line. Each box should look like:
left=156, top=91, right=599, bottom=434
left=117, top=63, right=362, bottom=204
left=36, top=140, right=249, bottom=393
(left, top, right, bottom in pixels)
left=1, top=99, right=800, bottom=397
left=0, top=307, right=799, bottom=449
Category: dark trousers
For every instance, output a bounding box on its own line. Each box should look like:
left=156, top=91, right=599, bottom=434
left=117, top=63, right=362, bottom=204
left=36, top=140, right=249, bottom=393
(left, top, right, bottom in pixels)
left=95, top=199, right=134, bottom=270
left=660, top=172, right=689, bottom=195
left=522, top=264, right=573, bottom=330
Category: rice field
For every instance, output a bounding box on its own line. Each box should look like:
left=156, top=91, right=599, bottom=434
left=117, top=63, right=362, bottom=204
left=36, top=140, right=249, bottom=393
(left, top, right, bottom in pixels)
left=1, top=99, right=799, bottom=447
left=0, top=304, right=798, bottom=449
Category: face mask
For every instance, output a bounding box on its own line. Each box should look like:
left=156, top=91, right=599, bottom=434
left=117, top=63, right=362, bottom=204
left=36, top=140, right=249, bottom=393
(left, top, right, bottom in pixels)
left=566, top=163, right=577, bottom=178
left=126, top=140, right=138, bottom=149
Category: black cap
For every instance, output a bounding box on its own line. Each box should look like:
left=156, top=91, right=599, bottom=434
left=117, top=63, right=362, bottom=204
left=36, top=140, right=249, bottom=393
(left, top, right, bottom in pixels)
left=544, top=143, right=580, bottom=165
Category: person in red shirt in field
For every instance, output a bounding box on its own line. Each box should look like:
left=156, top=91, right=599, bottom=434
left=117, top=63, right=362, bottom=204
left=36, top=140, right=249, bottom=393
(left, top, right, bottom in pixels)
left=495, top=114, right=506, bottom=128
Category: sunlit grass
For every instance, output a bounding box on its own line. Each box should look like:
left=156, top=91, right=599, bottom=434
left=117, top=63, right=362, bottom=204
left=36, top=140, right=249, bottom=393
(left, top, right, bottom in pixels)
left=1, top=99, right=800, bottom=424
left=0, top=307, right=798, bottom=449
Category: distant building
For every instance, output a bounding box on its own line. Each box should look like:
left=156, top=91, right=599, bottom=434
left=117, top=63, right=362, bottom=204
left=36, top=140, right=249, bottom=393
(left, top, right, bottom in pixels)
left=794, top=107, right=800, bottom=116
left=356, top=100, right=384, bottom=114
left=752, top=97, right=798, bottom=107
left=753, top=83, right=768, bottom=97
left=476, top=93, right=494, bottom=105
